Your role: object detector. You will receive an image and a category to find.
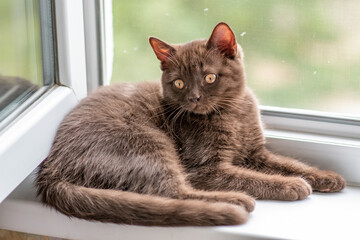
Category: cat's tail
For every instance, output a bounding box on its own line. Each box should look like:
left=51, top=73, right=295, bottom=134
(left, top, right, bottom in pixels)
left=38, top=181, right=248, bottom=226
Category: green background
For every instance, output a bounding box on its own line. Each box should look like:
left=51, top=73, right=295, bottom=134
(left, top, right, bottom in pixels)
left=0, top=0, right=358, bottom=117
left=111, top=0, right=360, bottom=117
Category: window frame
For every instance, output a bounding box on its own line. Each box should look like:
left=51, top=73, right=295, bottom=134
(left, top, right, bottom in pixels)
left=83, top=0, right=113, bottom=89
left=262, top=106, right=360, bottom=139
left=0, top=0, right=54, bottom=131
left=0, top=0, right=90, bottom=203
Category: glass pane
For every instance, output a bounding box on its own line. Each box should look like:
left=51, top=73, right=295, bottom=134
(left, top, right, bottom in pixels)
left=110, top=0, right=360, bottom=117
left=0, top=0, right=50, bottom=123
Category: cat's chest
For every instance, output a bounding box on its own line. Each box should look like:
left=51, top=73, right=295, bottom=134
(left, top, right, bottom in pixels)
left=173, top=112, right=252, bottom=167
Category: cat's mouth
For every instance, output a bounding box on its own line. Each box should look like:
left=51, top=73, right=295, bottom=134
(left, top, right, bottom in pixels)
left=186, top=103, right=212, bottom=115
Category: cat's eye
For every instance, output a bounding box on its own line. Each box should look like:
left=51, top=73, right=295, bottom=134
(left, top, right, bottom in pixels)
left=205, top=74, right=217, bottom=84
left=173, top=79, right=185, bottom=89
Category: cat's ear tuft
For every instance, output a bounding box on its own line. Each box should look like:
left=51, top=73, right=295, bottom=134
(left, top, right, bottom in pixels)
left=207, top=22, right=237, bottom=59
left=149, top=37, right=176, bottom=69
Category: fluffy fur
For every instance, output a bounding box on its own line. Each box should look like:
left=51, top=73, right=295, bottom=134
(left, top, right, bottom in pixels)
left=36, top=22, right=345, bottom=226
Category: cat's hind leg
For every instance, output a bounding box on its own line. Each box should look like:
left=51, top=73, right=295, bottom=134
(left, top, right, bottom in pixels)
left=107, top=127, right=255, bottom=212
left=91, top=124, right=254, bottom=212
left=39, top=124, right=250, bottom=225
left=113, top=148, right=255, bottom=211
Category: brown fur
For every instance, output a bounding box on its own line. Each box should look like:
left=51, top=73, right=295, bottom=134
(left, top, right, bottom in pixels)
left=36, top=22, right=345, bottom=226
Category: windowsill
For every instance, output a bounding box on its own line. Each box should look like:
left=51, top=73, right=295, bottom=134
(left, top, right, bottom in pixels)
left=0, top=86, right=78, bottom=203
left=0, top=173, right=359, bottom=240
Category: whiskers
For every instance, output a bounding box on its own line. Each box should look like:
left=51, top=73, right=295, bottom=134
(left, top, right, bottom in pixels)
left=143, top=101, right=178, bottom=124
left=209, top=104, right=223, bottom=119
left=217, top=96, right=252, bottom=113
left=162, top=103, right=187, bottom=140
left=144, top=95, right=247, bottom=141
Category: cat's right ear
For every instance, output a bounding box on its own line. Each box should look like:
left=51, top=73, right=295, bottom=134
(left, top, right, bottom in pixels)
left=149, top=37, right=176, bottom=70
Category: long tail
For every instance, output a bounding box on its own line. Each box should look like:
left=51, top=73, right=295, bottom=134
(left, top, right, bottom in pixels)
left=38, top=181, right=248, bottom=226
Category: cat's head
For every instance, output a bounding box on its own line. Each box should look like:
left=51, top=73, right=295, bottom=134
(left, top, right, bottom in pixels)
left=149, top=22, right=246, bottom=115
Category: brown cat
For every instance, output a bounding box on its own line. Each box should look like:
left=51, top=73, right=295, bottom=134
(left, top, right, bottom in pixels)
left=36, top=22, right=345, bottom=226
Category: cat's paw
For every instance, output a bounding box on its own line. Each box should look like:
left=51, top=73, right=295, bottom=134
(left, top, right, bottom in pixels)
left=280, top=177, right=312, bottom=200
left=304, top=170, right=346, bottom=193
left=224, top=193, right=256, bottom=213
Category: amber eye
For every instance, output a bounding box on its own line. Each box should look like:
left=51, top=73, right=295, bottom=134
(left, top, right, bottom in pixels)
left=205, top=73, right=217, bottom=84
left=173, top=79, right=185, bottom=89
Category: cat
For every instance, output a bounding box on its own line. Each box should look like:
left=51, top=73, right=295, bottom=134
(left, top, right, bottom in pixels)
left=36, top=22, right=346, bottom=226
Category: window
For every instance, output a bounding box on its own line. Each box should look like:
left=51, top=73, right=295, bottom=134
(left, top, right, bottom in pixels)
left=0, top=0, right=86, bottom=203
left=0, top=0, right=55, bottom=130
left=110, top=0, right=360, bottom=118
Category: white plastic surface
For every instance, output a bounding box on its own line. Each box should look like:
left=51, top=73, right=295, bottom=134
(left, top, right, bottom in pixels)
left=0, top=87, right=78, bottom=203
left=55, top=0, right=88, bottom=100
left=0, top=174, right=359, bottom=240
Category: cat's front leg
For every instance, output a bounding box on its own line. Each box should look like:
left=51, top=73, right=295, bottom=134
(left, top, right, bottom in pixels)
left=250, top=148, right=346, bottom=193
left=188, top=164, right=312, bottom=201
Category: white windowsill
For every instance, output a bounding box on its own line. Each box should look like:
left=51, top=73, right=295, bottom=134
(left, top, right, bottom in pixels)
left=0, top=86, right=78, bottom=204
left=0, top=173, right=359, bottom=240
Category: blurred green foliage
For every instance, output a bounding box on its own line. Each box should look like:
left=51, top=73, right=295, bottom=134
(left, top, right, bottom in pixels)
left=111, top=0, right=360, bottom=116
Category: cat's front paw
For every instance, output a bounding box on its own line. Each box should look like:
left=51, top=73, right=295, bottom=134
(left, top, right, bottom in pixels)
left=280, top=177, right=312, bottom=200
left=304, top=170, right=346, bottom=193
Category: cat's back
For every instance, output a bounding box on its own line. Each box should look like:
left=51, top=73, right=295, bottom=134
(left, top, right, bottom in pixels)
left=38, top=81, right=165, bottom=180
left=64, top=81, right=163, bottom=125
left=48, top=81, right=164, bottom=161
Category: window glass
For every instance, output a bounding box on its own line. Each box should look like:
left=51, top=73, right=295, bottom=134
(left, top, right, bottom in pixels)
left=110, top=0, right=360, bottom=117
left=0, top=0, right=50, bottom=124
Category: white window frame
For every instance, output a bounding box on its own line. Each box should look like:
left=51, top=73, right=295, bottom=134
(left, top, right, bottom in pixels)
left=83, top=0, right=113, bottom=91
left=0, top=0, right=88, bottom=203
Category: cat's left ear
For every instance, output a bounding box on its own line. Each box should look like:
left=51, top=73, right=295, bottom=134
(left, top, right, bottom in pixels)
left=149, top=37, right=176, bottom=69
left=207, top=22, right=237, bottom=59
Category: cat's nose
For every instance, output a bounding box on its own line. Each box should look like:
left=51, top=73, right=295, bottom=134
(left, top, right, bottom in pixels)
left=189, top=96, right=201, bottom=104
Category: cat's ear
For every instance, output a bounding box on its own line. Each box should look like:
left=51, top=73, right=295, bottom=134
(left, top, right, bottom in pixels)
left=149, top=37, right=176, bottom=69
left=207, top=22, right=237, bottom=59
